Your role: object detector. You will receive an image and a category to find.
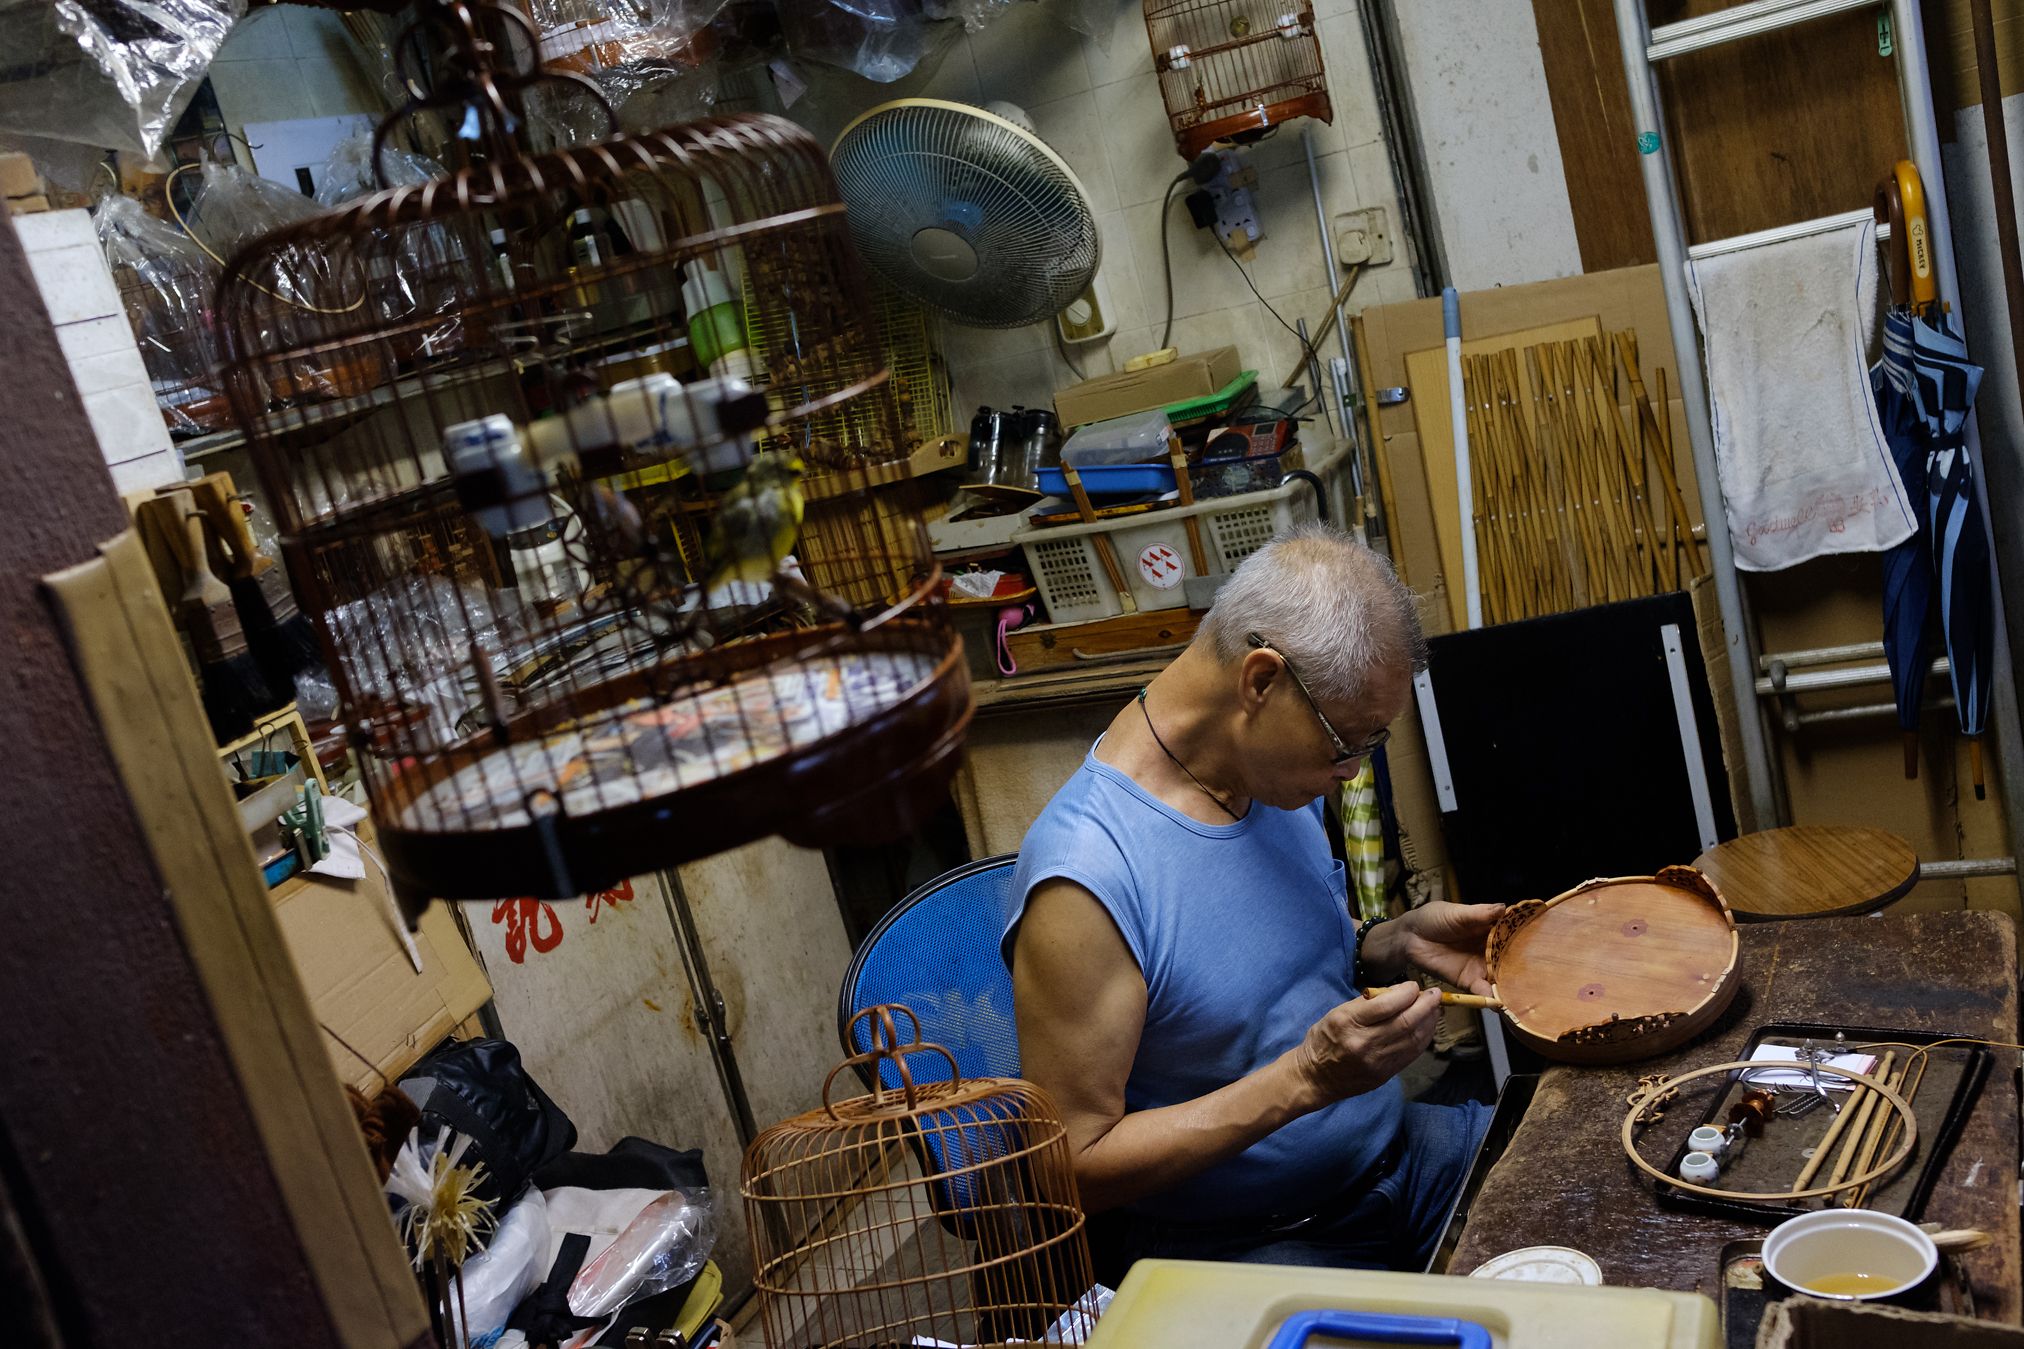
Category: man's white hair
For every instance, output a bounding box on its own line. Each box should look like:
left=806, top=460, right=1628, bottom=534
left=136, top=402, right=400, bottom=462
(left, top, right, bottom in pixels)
left=1194, top=521, right=1425, bottom=704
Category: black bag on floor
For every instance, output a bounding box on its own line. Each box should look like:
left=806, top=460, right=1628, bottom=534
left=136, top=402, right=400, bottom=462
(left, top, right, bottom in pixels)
left=399, top=1038, right=576, bottom=1204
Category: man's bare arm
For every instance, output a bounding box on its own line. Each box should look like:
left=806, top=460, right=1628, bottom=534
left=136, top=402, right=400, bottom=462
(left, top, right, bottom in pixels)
left=1012, top=878, right=1435, bottom=1212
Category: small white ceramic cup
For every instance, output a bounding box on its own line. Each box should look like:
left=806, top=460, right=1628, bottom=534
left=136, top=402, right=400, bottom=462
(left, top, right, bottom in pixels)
left=1762, top=1209, right=1938, bottom=1301
left=1678, top=1151, right=1721, bottom=1183
left=1688, top=1125, right=1727, bottom=1155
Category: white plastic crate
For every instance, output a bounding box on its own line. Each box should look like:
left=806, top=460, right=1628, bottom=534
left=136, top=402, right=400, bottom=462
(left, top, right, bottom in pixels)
left=1015, top=442, right=1346, bottom=623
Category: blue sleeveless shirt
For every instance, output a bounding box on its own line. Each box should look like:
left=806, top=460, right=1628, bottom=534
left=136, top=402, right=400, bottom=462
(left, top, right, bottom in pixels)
left=1004, top=745, right=1405, bottom=1223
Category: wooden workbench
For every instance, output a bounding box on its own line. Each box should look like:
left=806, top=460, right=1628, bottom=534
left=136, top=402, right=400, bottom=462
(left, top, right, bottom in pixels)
left=1452, top=910, right=2022, bottom=1320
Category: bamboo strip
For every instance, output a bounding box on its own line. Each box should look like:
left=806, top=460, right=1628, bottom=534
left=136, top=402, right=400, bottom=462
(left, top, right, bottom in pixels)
left=1843, top=1060, right=1911, bottom=1207
left=1616, top=331, right=1704, bottom=581
left=1853, top=1049, right=1929, bottom=1209
left=1793, top=1066, right=1873, bottom=1191
left=1827, top=1050, right=1896, bottom=1191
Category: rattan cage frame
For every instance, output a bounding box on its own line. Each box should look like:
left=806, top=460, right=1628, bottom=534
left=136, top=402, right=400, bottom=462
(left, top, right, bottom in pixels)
left=215, top=2, right=970, bottom=905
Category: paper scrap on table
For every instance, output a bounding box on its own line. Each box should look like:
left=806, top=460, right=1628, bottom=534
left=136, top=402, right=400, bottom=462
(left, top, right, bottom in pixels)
left=1746, top=1045, right=1879, bottom=1090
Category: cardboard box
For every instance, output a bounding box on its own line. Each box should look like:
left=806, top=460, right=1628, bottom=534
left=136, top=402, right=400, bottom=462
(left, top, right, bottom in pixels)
left=270, top=824, right=492, bottom=1090
left=7, top=194, right=50, bottom=216
left=1757, top=1296, right=2024, bottom=1348
left=0, top=151, right=40, bottom=200
left=1053, top=345, right=1242, bottom=427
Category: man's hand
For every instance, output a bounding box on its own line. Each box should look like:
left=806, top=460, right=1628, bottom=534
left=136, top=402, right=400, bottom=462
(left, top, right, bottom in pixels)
left=1284, top=982, right=1439, bottom=1111
left=1360, top=900, right=1506, bottom=995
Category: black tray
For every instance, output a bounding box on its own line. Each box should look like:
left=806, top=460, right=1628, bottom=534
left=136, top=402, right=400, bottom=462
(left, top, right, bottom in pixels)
left=1653, top=1021, right=1990, bottom=1226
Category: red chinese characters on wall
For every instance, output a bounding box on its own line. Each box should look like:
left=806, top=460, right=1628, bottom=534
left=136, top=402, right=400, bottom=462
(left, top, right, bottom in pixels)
left=490, top=879, right=637, bottom=963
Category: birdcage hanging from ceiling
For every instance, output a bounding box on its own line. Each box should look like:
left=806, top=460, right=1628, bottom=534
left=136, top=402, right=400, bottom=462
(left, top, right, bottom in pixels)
left=217, top=0, right=971, bottom=908
left=742, top=1006, right=1097, bottom=1349
left=1143, top=0, right=1331, bottom=160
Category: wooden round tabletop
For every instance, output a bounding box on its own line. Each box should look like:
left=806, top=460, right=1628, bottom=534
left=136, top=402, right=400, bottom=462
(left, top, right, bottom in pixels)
left=1693, top=825, right=1919, bottom=920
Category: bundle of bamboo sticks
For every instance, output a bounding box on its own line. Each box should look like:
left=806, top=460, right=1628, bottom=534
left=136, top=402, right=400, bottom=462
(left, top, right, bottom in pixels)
left=1462, top=330, right=1703, bottom=625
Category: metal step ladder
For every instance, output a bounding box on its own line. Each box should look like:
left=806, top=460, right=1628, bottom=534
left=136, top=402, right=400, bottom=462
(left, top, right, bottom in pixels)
left=1610, top=0, right=2024, bottom=866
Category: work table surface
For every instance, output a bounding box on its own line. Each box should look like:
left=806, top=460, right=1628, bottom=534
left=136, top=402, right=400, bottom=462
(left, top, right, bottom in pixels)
left=1451, top=909, right=2022, bottom=1320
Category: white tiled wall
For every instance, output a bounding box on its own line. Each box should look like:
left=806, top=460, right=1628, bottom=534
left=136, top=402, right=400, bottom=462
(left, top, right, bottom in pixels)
left=209, top=6, right=384, bottom=142
left=785, top=0, right=1420, bottom=419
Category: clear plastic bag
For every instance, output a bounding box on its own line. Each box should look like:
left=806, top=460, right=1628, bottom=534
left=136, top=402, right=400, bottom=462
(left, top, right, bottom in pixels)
left=565, top=1188, right=716, bottom=1319
left=185, top=158, right=384, bottom=406
left=92, top=194, right=228, bottom=435
left=0, top=0, right=244, bottom=157
left=323, top=574, right=533, bottom=752
left=314, top=129, right=468, bottom=363
left=783, top=0, right=935, bottom=83
left=457, top=1188, right=552, bottom=1345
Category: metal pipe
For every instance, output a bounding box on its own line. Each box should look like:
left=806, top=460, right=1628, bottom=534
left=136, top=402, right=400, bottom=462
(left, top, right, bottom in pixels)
left=1303, top=128, right=1357, bottom=433
left=1613, top=0, right=1780, bottom=829
left=1759, top=641, right=1887, bottom=671
left=1646, top=0, right=1878, bottom=61
left=1789, top=696, right=1954, bottom=728
left=1897, top=0, right=2024, bottom=869
left=1687, top=209, right=1890, bottom=261
left=1919, top=856, right=2018, bottom=878
left=1756, top=657, right=1949, bottom=697
left=1360, top=0, right=1443, bottom=295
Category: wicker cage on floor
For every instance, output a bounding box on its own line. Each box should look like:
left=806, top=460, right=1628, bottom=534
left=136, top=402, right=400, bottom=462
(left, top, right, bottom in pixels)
left=742, top=1006, right=1096, bottom=1349
left=215, top=0, right=968, bottom=907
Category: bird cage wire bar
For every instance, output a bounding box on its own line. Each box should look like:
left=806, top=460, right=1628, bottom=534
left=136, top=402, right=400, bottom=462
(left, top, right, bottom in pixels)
left=1147, top=0, right=1329, bottom=154
left=215, top=1, right=965, bottom=902
left=743, top=1007, right=1096, bottom=1349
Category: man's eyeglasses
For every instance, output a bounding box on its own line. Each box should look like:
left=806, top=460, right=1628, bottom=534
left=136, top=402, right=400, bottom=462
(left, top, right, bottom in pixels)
left=1247, top=632, right=1391, bottom=766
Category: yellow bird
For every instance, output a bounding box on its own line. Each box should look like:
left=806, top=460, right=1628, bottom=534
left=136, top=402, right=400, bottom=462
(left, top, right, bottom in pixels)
left=705, top=451, right=807, bottom=590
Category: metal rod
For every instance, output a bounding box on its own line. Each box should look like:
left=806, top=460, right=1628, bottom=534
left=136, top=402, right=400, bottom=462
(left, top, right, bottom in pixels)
left=1920, top=857, right=2019, bottom=878
left=1613, top=0, right=1780, bottom=828
left=1790, top=696, right=1953, bottom=727
left=1663, top=623, right=1720, bottom=853
left=1897, top=0, right=2024, bottom=870
left=1759, top=640, right=1887, bottom=671
left=1686, top=209, right=1890, bottom=261
left=1646, top=0, right=1878, bottom=61
left=1359, top=0, right=1443, bottom=295
left=1756, top=657, right=1949, bottom=696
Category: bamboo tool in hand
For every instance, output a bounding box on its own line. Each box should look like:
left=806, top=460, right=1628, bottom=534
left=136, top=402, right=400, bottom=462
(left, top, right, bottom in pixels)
left=1061, top=463, right=1137, bottom=614
left=172, top=488, right=277, bottom=742
left=1362, top=985, right=1505, bottom=1010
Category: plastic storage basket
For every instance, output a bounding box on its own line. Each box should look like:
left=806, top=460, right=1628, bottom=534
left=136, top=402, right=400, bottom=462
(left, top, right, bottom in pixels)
left=1016, top=442, right=1344, bottom=623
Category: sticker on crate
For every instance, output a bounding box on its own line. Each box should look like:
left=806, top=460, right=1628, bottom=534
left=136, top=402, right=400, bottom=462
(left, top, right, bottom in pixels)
left=1138, top=542, right=1186, bottom=589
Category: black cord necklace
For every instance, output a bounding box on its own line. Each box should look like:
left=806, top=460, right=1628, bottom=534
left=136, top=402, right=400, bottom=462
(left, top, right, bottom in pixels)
left=1137, top=688, right=1243, bottom=822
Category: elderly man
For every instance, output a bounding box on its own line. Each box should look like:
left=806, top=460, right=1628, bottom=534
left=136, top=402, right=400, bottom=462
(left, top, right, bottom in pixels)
left=1004, top=523, right=1501, bottom=1273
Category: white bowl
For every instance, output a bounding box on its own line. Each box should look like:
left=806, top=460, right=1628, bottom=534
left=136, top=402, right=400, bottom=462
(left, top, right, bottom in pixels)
left=1762, top=1209, right=1938, bottom=1301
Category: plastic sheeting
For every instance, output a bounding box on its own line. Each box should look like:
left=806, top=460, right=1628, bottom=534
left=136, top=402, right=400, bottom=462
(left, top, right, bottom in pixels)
left=92, top=193, right=228, bottom=433
left=0, top=0, right=244, bottom=157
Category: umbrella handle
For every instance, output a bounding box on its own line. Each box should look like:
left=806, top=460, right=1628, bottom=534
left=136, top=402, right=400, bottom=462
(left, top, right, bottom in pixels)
left=1875, top=174, right=1910, bottom=310
left=1893, top=159, right=1939, bottom=314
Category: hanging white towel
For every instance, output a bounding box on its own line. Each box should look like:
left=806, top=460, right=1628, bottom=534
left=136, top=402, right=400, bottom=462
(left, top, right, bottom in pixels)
left=1685, top=218, right=1915, bottom=571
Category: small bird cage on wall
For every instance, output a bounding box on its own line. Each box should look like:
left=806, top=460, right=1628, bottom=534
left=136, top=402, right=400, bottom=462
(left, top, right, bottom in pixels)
left=217, top=1, right=970, bottom=908
left=742, top=1007, right=1096, bottom=1349
left=1143, top=0, right=1331, bottom=160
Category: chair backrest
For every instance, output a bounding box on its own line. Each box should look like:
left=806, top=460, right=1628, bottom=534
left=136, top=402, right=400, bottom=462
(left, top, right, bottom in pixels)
left=837, top=853, right=1023, bottom=1085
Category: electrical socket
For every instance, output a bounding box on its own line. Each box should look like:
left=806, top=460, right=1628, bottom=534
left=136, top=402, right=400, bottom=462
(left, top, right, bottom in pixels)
left=1334, top=207, right=1393, bottom=266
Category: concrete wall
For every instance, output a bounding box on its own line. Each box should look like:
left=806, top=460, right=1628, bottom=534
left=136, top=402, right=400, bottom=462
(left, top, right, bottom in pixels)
left=1386, top=0, right=1581, bottom=291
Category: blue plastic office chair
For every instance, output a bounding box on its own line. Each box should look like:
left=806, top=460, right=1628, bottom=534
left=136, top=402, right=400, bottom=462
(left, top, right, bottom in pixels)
left=837, top=854, right=1027, bottom=1235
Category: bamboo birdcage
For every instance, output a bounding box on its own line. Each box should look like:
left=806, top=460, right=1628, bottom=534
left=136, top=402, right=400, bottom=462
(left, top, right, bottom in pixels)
left=743, top=1006, right=1096, bottom=1349
left=1144, top=0, right=1331, bottom=160
left=217, top=1, right=970, bottom=908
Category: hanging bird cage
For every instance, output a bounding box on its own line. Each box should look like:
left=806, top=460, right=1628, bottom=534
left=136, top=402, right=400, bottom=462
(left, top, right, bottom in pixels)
left=743, top=1007, right=1096, bottom=1349
left=217, top=1, right=970, bottom=907
left=1143, top=0, right=1331, bottom=160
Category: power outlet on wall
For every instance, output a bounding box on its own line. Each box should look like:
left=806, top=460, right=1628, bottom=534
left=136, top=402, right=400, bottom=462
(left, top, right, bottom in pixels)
left=1334, top=207, right=1393, bottom=266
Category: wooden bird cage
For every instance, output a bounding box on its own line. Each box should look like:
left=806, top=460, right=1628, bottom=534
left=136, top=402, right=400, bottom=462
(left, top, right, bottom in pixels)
left=743, top=1007, right=1096, bottom=1349
left=217, top=1, right=970, bottom=907
left=1143, top=0, right=1331, bottom=160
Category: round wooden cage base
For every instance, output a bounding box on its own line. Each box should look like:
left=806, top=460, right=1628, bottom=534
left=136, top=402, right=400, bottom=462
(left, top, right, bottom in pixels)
left=1620, top=1058, right=1918, bottom=1203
